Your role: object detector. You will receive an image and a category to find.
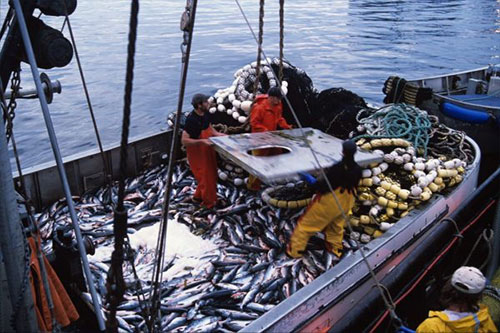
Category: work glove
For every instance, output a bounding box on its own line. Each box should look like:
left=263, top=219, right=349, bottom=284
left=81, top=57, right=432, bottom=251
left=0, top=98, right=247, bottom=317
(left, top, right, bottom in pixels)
left=298, top=172, right=317, bottom=185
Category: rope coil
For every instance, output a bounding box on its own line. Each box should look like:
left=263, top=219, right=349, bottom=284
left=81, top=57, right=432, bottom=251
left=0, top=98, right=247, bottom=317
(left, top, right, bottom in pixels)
left=353, top=104, right=432, bottom=157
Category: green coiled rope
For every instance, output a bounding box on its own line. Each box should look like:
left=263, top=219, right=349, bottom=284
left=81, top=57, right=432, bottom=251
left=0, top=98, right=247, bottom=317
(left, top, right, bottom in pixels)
left=352, top=103, right=432, bottom=157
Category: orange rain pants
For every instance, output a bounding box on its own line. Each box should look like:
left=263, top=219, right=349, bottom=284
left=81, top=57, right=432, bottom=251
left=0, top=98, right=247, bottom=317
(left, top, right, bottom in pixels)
left=186, top=127, right=218, bottom=208
left=288, top=188, right=354, bottom=258
left=28, top=236, right=79, bottom=331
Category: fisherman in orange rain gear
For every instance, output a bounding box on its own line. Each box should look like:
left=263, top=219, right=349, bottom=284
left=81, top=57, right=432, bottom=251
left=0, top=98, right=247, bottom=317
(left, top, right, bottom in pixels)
left=247, top=86, right=292, bottom=191
left=181, top=93, right=226, bottom=209
left=287, top=140, right=362, bottom=258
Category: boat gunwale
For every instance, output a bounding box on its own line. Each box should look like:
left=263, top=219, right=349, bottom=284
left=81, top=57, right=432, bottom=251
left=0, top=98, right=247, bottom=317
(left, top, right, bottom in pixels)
left=11, top=119, right=482, bottom=332
left=409, top=66, right=488, bottom=84
left=433, top=93, right=500, bottom=112
left=12, top=129, right=172, bottom=178
left=407, top=66, right=500, bottom=113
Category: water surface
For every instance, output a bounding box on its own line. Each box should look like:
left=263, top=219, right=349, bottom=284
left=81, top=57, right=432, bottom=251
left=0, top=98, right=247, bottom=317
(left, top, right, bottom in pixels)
left=3, top=0, right=499, bottom=168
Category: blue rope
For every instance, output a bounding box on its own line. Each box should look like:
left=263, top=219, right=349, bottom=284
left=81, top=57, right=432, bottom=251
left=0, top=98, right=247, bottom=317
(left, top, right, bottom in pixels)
left=353, top=104, right=432, bottom=157
left=397, top=325, right=416, bottom=333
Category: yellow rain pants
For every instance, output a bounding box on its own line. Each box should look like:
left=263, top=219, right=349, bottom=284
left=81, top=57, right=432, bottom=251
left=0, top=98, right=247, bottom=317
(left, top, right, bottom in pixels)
left=288, top=188, right=354, bottom=258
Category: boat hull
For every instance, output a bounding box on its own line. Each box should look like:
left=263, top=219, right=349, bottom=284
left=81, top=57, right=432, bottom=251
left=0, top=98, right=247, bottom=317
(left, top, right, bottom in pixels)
left=13, top=130, right=482, bottom=332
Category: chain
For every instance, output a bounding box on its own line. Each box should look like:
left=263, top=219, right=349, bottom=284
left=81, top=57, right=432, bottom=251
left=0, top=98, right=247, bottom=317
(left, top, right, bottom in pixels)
left=253, top=0, right=264, bottom=95
left=180, top=0, right=193, bottom=63
left=4, top=68, right=21, bottom=143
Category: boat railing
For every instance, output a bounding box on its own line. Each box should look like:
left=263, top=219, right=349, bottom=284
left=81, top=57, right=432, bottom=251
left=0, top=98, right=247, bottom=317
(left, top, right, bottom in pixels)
left=12, top=130, right=174, bottom=211
left=434, top=93, right=500, bottom=112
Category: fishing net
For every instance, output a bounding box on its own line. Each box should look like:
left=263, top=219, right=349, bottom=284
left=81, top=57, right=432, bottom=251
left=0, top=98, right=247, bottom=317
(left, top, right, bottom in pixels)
left=268, top=183, right=315, bottom=201
left=167, top=58, right=367, bottom=139
left=311, top=87, right=367, bottom=139
left=270, top=63, right=317, bottom=127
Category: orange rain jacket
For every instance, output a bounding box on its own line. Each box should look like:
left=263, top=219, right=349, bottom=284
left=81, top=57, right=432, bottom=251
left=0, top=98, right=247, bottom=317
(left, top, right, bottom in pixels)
left=28, top=236, right=79, bottom=331
left=247, top=95, right=292, bottom=191
left=249, top=94, right=291, bottom=132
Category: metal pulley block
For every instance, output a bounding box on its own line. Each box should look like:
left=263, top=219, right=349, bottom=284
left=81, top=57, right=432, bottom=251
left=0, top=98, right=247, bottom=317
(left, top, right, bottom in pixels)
left=180, top=1, right=193, bottom=32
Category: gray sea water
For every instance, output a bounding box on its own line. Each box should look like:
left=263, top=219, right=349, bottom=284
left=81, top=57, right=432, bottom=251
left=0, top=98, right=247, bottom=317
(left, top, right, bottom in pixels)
left=3, top=0, right=499, bottom=169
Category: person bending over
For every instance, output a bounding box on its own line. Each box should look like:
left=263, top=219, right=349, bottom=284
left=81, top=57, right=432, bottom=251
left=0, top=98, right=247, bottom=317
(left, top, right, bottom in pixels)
left=287, top=140, right=362, bottom=258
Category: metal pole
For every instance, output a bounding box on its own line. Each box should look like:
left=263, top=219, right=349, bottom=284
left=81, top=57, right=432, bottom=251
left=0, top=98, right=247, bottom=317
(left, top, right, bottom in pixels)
left=4, top=79, right=61, bottom=99
left=148, top=1, right=198, bottom=329
left=11, top=0, right=106, bottom=330
left=0, top=103, right=37, bottom=332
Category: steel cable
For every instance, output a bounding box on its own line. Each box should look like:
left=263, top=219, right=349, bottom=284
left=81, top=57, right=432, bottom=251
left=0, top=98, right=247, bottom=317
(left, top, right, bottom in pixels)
left=253, top=0, right=264, bottom=95
left=279, top=0, right=284, bottom=82
left=148, top=1, right=199, bottom=330
left=106, top=0, right=140, bottom=331
left=234, top=0, right=401, bottom=327
left=61, top=3, right=112, bottom=184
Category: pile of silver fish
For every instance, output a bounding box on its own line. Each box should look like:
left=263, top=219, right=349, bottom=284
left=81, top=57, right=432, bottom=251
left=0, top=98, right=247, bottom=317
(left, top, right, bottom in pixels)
left=36, top=160, right=351, bottom=332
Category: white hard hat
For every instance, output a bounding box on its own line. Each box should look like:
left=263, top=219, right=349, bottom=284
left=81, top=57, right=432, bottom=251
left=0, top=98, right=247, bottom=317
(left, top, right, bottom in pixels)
left=451, top=266, right=486, bottom=294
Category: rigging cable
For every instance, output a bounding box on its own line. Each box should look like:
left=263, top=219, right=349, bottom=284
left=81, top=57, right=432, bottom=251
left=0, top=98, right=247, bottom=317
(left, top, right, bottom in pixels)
left=0, top=7, right=13, bottom=42
left=147, top=0, right=199, bottom=330
left=60, top=3, right=113, bottom=186
left=234, top=0, right=402, bottom=329
left=253, top=0, right=264, bottom=95
left=60, top=2, right=149, bottom=319
left=279, top=0, right=284, bottom=82
left=105, top=0, right=139, bottom=331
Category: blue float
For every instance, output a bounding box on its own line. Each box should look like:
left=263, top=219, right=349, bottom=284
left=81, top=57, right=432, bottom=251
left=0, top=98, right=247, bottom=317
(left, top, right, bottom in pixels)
left=441, top=102, right=491, bottom=124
